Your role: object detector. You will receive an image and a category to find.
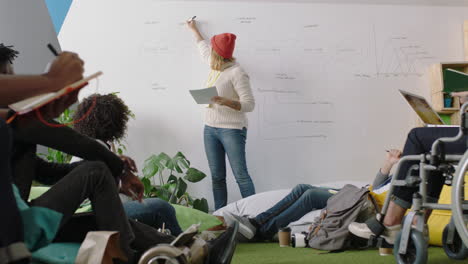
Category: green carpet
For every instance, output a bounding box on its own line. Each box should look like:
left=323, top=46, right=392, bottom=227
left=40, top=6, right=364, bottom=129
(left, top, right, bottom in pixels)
left=232, top=243, right=462, bottom=264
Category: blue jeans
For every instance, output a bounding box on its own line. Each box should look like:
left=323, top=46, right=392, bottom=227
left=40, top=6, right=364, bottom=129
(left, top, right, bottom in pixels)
left=204, top=125, right=256, bottom=210
left=123, top=198, right=183, bottom=236
left=254, top=184, right=334, bottom=240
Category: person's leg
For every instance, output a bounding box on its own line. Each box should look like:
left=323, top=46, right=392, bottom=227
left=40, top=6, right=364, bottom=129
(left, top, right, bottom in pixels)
left=30, top=161, right=135, bottom=258
left=219, top=127, right=255, bottom=199
left=0, top=119, right=30, bottom=263
left=389, top=127, right=465, bottom=225
left=123, top=198, right=183, bottom=236
left=204, top=125, right=228, bottom=210
left=350, top=127, right=467, bottom=243
left=254, top=184, right=316, bottom=225
left=128, top=219, right=174, bottom=254
left=257, top=186, right=333, bottom=239
left=223, top=185, right=333, bottom=240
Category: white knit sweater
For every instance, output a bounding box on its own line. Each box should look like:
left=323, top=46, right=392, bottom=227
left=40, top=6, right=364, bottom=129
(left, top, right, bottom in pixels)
left=197, top=40, right=255, bottom=129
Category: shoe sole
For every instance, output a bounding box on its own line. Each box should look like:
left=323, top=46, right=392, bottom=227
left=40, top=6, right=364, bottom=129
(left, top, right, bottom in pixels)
left=348, top=224, right=373, bottom=240
left=223, top=213, right=255, bottom=240
left=348, top=225, right=395, bottom=245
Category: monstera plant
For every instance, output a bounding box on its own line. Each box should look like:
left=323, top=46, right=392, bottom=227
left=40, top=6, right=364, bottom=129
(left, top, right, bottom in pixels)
left=141, top=152, right=209, bottom=213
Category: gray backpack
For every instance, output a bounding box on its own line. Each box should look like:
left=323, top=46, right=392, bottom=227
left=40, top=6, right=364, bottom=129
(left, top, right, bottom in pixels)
left=306, top=184, right=376, bottom=251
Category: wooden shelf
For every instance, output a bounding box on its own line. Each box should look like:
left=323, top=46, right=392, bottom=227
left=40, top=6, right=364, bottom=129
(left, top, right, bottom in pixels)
left=429, top=61, right=468, bottom=125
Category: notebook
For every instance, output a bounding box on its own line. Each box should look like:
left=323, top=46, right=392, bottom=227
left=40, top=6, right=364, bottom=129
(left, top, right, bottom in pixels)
left=9, top=71, right=103, bottom=114
left=443, top=68, right=468, bottom=93
left=399, top=89, right=457, bottom=127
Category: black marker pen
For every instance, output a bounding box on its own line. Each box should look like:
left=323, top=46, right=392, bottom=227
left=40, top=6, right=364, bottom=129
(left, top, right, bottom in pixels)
left=47, top=43, right=59, bottom=56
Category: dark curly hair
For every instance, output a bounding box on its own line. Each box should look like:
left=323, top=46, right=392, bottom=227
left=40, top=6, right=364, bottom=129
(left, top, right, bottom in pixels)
left=73, top=93, right=132, bottom=143
left=0, top=44, right=19, bottom=73
left=0, top=43, right=19, bottom=65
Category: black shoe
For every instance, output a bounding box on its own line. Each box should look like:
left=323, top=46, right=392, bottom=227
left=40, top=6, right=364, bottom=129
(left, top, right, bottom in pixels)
left=205, top=221, right=239, bottom=264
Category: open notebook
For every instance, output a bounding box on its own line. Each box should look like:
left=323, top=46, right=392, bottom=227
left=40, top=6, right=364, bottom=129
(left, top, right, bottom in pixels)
left=9, top=71, right=102, bottom=114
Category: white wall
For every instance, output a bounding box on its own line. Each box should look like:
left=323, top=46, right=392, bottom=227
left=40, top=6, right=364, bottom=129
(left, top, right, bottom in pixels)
left=60, top=0, right=468, bottom=209
left=0, top=0, right=59, bottom=74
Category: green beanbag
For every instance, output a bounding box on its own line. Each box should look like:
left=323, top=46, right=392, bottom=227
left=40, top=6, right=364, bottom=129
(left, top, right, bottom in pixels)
left=29, top=187, right=222, bottom=231
left=172, top=204, right=222, bottom=231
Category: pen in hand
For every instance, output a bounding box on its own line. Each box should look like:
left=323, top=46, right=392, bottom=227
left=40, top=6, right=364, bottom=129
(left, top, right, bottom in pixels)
left=47, top=43, right=59, bottom=56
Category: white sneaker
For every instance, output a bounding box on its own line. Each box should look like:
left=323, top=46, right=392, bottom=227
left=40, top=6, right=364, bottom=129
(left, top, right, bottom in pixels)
left=348, top=222, right=401, bottom=245
left=223, top=212, right=256, bottom=240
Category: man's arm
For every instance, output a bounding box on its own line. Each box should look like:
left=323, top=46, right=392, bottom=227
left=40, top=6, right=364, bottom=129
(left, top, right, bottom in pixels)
left=12, top=118, right=124, bottom=178
left=372, top=149, right=402, bottom=188
left=0, top=52, right=84, bottom=105
left=34, top=157, right=82, bottom=185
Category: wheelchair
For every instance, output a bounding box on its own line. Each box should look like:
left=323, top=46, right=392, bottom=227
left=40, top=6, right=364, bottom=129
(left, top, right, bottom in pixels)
left=367, top=102, right=468, bottom=264
left=138, top=222, right=239, bottom=264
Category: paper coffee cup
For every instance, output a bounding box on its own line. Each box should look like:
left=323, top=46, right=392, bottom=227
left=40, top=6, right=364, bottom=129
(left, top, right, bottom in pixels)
left=278, top=227, right=291, bottom=247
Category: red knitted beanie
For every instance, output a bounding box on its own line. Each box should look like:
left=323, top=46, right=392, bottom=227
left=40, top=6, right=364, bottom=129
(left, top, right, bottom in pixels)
left=210, top=33, right=236, bottom=59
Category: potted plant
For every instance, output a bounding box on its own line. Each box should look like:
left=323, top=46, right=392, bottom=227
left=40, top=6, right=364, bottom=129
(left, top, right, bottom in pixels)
left=141, top=152, right=209, bottom=213
left=444, top=93, right=453, bottom=108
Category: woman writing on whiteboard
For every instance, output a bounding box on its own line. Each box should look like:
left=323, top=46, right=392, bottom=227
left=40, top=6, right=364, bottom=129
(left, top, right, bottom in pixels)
left=187, top=19, right=256, bottom=210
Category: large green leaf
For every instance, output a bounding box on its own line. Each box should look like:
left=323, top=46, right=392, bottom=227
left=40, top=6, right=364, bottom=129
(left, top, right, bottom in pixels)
left=143, top=152, right=172, bottom=179
left=193, top=198, right=209, bottom=213
left=141, top=177, right=152, bottom=197
left=168, top=152, right=190, bottom=173
left=143, top=154, right=160, bottom=178
left=176, top=178, right=187, bottom=198
left=157, top=152, right=172, bottom=167
left=184, top=168, right=206, bottom=183
left=167, top=181, right=178, bottom=204
left=167, top=174, right=178, bottom=184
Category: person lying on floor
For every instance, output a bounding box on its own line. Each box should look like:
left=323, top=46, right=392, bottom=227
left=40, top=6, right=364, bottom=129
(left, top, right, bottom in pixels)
left=223, top=149, right=402, bottom=241
left=71, top=93, right=183, bottom=236
left=349, top=125, right=467, bottom=245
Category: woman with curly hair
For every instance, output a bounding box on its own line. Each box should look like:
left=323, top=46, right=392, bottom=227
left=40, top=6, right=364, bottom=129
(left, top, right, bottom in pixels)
left=73, top=93, right=183, bottom=235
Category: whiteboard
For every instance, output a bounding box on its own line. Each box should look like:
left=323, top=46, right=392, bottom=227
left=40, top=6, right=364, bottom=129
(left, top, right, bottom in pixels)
left=0, top=0, right=59, bottom=74
left=60, top=0, right=468, bottom=208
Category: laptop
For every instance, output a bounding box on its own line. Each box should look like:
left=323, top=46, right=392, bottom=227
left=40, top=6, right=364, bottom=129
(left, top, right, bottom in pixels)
left=399, top=89, right=458, bottom=127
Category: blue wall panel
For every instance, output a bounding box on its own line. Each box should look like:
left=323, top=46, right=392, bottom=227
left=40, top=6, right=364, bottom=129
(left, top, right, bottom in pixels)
left=44, top=0, right=73, bottom=34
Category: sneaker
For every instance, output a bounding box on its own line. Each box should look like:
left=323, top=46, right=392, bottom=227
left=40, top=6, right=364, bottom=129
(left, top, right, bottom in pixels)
left=348, top=222, right=401, bottom=245
left=223, top=212, right=256, bottom=240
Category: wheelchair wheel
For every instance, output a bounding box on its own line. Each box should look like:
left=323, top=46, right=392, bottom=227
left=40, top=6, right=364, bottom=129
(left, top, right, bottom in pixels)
left=138, top=244, right=188, bottom=264
left=394, top=230, right=428, bottom=264
left=442, top=224, right=468, bottom=260
left=452, top=151, right=468, bottom=248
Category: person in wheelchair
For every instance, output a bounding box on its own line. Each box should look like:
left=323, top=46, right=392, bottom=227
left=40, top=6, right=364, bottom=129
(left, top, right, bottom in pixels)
left=349, top=125, right=467, bottom=245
